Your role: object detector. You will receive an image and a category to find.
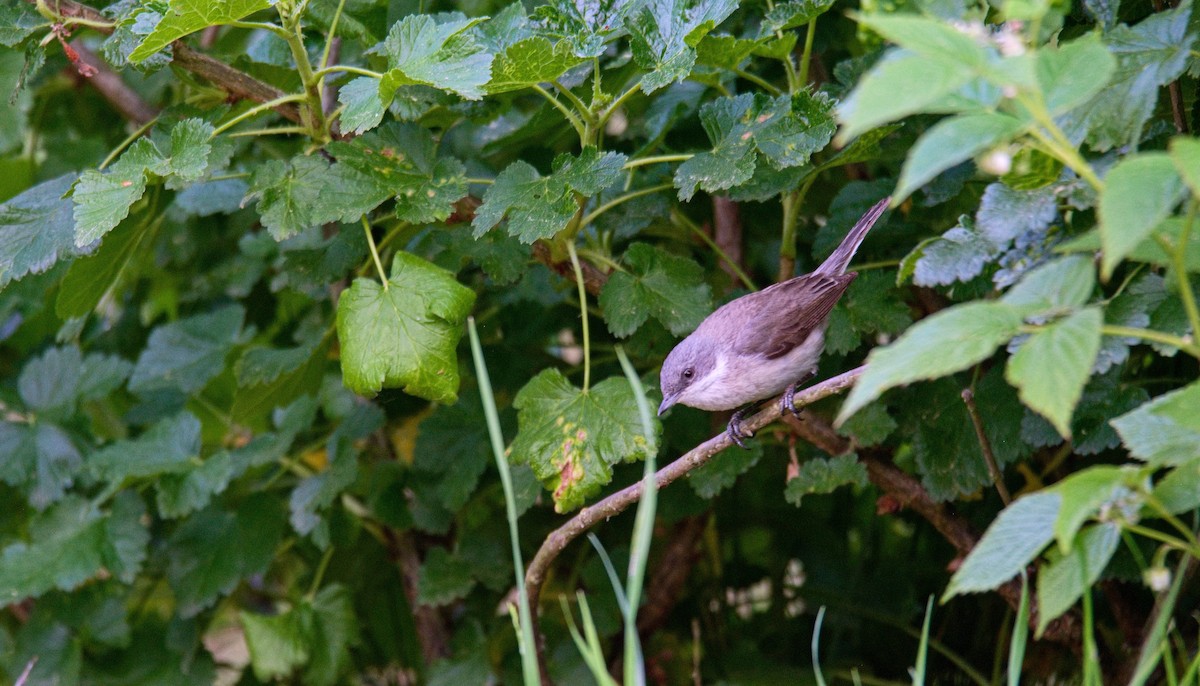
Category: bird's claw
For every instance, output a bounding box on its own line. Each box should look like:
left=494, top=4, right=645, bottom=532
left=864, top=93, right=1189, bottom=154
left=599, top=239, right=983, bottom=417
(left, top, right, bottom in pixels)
left=726, top=406, right=755, bottom=450
left=780, top=371, right=818, bottom=418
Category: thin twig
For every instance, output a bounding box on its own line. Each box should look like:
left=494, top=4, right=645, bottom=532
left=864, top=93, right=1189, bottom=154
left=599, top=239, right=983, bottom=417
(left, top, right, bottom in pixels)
left=961, top=387, right=1011, bottom=505
left=69, top=42, right=158, bottom=124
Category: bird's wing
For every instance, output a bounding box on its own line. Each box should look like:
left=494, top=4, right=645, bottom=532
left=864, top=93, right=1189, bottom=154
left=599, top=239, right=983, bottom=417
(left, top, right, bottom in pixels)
left=733, top=273, right=857, bottom=359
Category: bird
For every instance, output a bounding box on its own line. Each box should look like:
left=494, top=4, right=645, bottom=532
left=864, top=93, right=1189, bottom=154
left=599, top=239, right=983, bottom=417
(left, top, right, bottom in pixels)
left=657, top=197, right=890, bottom=448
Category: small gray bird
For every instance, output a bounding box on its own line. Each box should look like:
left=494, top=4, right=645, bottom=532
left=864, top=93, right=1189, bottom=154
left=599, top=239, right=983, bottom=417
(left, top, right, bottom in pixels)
left=657, top=197, right=890, bottom=447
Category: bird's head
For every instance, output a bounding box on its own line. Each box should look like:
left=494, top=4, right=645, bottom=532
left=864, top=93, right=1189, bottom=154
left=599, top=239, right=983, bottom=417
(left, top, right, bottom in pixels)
left=658, top=335, right=717, bottom=416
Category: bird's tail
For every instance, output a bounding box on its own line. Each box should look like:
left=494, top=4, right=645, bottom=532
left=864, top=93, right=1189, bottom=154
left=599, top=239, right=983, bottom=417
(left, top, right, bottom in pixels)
left=815, top=196, right=891, bottom=276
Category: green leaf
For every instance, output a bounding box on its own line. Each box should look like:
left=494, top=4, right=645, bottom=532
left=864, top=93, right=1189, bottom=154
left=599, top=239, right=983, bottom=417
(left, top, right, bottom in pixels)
left=0, top=494, right=148, bottom=602
left=598, top=243, right=712, bottom=337
left=1037, top=34, right=1116, bottom=115
left=1036, top=524, right=1119, bottom=635
left=1152, top=460, right=1200, bottom=514
left=57, top=209, right=160, bottom=318
left=1169, top=136, right=1200, bottom=198
left=783, top=454, right=868, bottom=507
left=676, top=92, right=835, bottom=200
left=0, top=174, right=88, bottom=288
left=487, top=37, right=584, bottom=94
left=304, top=584, right=360, bottom=686
left=128, top=305, right=245, bottom=395
left=129, top=0, right=274, bottom=63
left=0, top=3, right=43, bottom=47
left=246, top=156, right=376, bottom=241
left=837, top=402, right=897, bottom=447
left=102, top=3, right=174, bottom=71
left=895, top=113, right=1025, bottom=202
left=326, top=123, right=468, bottom=225
left=375, top=15, right=493, bottom=101
left=72, top=167, right=148, bottom=246
left=233, top=339, right=329, bottom=423
left=1000, top=255, right=1095, bottom=313
left=89, top=413, right=202, bottom=483
left=903, top=219, right=1000, bottom=287
left=290, top=430, right=360, bottom=546
left=838, top=301, right=1026, bottom=424
left=761, top=0, right=836, bottom=34
left=1098, top=153, right=1185, bottom=278
left=944, top=491, right=1060, bottom=598
left=337, top=76, right=387, bottom=135
left=1006, top=307, right=1102, bottom=438
left=155, top=450, right=235, bottom=519
left=838, top=50, right=974, bottom=142
left=336, top=251, right=476, bottom=401
left=975, top=182, right=1057, bottom=245
left=627, top=0, right=738, bottom=93
left=1111, top=382, right=1200, bottom=466
left=472, top=148, right=626, bottom=242
left=18, top=346, right=83, bottom=415
left=167, top=496, right=286, bottom=617
left=0, top=421, right=82, bottom=509
left=856, top=14, right=993, bottom=68
left=416, top=547, right=476, bottom=605
left=414, top=395, right=497, bottom=509
left=1072, top=3, right=1194, bottom=151
left=241, top=606, right=311, bottom=682
left=511, top=369, right=659, bottom=512
left=1046, top=465, right=1136, bottom=551
left=533, top=0, right=637, bottom=58
left=688, top=442, right=763, bottom=498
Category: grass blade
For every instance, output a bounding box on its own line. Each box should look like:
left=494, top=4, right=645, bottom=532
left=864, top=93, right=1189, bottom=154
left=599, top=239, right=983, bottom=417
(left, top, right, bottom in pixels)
left=1007, top=572, right=1030, bottom=686
left=912, top=595, right=934, bottom=686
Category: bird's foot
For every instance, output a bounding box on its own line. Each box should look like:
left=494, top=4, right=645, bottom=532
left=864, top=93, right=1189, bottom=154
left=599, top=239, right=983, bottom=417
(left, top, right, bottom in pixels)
left=726, top=403, right=761, bottom=450
left=780, top=370, right=819, bottom=418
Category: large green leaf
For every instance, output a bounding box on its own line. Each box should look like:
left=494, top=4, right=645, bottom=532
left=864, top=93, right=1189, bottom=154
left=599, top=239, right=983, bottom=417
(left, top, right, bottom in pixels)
left=837, top=50, right=974, bottom=142
left=895, top=112, right=1026, bottom=202
left=1037, top=34, right=1115, bottom=115
left=676, top=91, right=835, bottom=200
left=336, top=251, right=476, bottom=402
left=129, top=0, right=274, bottom=62
left=128, top=305, right=245, bottom=395
left=1006, top=307, right=1102, bottom=438
left=1098, top=153, right=1185, bottom=278
left=627, top=0, right=737, bottom=93
left=1035, top=523, right=1119, bottom=635
left=599, top=243, right=712, bottom=337
left=838, top=301, right=1027, bottom=424
left=487, top=37, right=585, bottom=94
left=511, top=369, right=659, bottom=512
left=375, top=15, right=493, bottom=101
left=944, top=491, right=1060, bottom=598
left=0, top=174, right=87, bottom=288
left=472, top=148, right=626, bottom=242
left=1111, top=382, right=1200, bottom=466
left=89, top=412, right=202, bottom=483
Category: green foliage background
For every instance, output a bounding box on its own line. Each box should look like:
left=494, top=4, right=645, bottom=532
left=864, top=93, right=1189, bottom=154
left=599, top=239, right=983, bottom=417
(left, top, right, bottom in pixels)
left=0, top=0, right=1198, bottom=682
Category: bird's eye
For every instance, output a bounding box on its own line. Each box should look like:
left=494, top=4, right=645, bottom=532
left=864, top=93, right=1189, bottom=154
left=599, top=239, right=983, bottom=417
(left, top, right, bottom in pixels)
left=682, top=368, right=694, bottom=380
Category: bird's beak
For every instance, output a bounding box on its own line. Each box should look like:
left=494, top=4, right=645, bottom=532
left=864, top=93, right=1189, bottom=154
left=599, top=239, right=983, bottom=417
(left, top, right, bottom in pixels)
left=658, top=394, right=678, bottom=417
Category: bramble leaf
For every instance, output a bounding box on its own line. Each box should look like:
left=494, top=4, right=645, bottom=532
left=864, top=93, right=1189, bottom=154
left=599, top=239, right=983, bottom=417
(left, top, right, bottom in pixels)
left=1098, top=153, right=1185, bottom=278
left=336, top=251, right=476, bottom=401
left=129, top=0, right=274, bottom=63
left=417, top=547, right=476, bottom=605
left=944, top=491, right=1060, bottom=598
left=1036, top=523, right=1119, bottom=635
left=487, top=37, right=583, bottom=94
left=1006, top=307, right=1103, bottom=438
left=895, top=113, right=1025, bottom=203
left=1111, top=382, right=1200, bottom=466
left=0, top=174, right=87, bottom=287
left=838, top=301, right=1026, bottom=423
left=90, top=412, right=202, bottom=483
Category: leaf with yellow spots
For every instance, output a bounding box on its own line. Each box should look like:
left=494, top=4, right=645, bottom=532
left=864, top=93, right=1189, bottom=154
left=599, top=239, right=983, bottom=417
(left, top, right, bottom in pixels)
left=510, top=369, right=659, bottom=512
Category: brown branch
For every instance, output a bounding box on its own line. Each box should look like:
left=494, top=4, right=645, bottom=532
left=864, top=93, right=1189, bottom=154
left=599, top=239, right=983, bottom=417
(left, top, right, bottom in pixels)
left=711, top=197, right=743, bottom=287
left=531, top=240, right=610, bottom=295
left=382, top=527, right=451, bottom=664
left=525, top=366, right=865, bottom=681
left=69, top=42, right=158, bottom=125
left=25, top=0, right=302, bottom=124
